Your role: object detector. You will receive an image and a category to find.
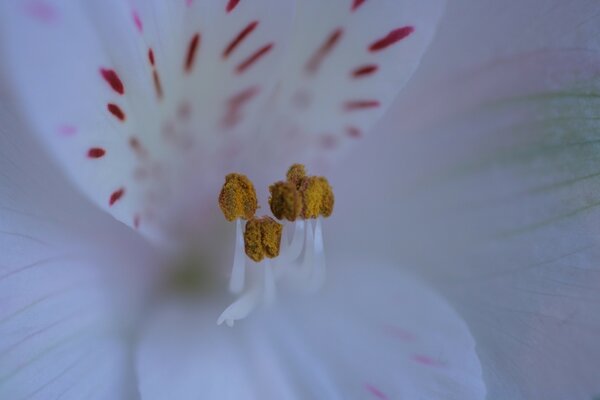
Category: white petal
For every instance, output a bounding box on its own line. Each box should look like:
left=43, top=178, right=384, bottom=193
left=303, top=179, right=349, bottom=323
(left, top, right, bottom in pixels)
left=0, top=108, right=142, bottom=399
left=258, top=0, right=445, bottom=166
left=0, top=0, right=295, bottom=235
left=136, top=260, right=484, bottom=400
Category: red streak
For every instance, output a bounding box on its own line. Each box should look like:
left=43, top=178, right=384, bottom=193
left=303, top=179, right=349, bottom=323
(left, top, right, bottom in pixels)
left=352, top=0, right=367, bottom=11
left=107, top=103, right=126, bottom=121
left=223, top=20, right=258, bottom=59
left=185, top=33, right=201, bottom=73
left=365, top=384, right=388, bottom=400
left=236, top=43, right=273, bottom=74
left=226, top=0, right=240, bottom=12
left=345, top=126, right=362, bottom=138
left=352, top=64, right=378, bottom=78
left=109, top=188, right=125, bottom=206
left=369, top=26, right=414, bottom=52
left=153, top=70, right=163, bottom=99
left=344, top=100, right=380, bottom=111
left=87, top=148, right=106, bottom=158
left=305, top=28, right=343, bottom=74
left=100, top=68, right=125, bottom=95
left=148, top=49, right=155, bottom=66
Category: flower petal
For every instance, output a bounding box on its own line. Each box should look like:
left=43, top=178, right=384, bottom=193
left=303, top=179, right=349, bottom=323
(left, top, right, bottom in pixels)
left=0, top=107, right=142, bottom=399
left=136, top=260, right=484, bottom=399
left=258, top=0, right=444, bottom=165
left=0, top=0, right=295, bottom=236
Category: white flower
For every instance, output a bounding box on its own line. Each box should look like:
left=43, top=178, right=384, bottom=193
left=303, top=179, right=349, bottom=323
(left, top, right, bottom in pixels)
left=1, top=1, right=599, bottom=399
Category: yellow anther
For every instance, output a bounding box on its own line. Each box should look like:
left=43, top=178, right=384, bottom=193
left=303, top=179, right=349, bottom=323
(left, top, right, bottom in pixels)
left=218, top=173, right=258, bottom=222
left=299, top=176, right=335, bottom=219
left=244, top=216, right=283, bottom=262
left=269, top=181, right=302, bottom=221
left=286, top=164, right=306, bottom=189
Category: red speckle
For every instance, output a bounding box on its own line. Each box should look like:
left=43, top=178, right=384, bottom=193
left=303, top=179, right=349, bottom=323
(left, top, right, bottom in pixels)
left=109, top=188, right=125, bottom=206
left=178, top=101, right=192, bottom=121
left=352, top=64, right=378, bottom=78
left=132, top=11, right=143, bottom=33
left=148, top=49, right=155, bottom=66
left=100, top=69, right=125, bottom=95
left=222, top=86, right=259, bottom=128
left=412, top=354, right=444, bottom=367
left=185, top=33, right=201, bottom=73
left=320, top=134, right=338, bottom=150
left=107, top=103, right=126, bottom=121
left=352, top=0, right=367, bottom=11
left=134, top=214, right=141, bottom=228
left=129, top=136, right=148, bottom=157
left=365, top=384, right=388, bottom=400
left=223, top=20, right=258, bottom=59
left=369, top=26, right=414, bottom=52
left=186, top=0, right=193, bottom=6
left=383, top=324, right=415, bottom=341
left=236, top=43, right=273, bottom=74
left=226, top=0, right=240, bottom=12
left=306, top=28, right=343, bottom=74
left=24, top=0, right=57, bottom=23
left=345, top=126, right=362, bottom=139
left=344, top=100, right=380, bottom=111
left=58, top=125, right=77, bottom=137
left=87, top=147, right=106, bottom=158
left=153, top=71, right=163, bottom=99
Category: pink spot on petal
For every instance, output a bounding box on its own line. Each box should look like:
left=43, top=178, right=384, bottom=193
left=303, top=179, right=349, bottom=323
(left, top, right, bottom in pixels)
left=186, top=0, right=193, bottom=6
left=226, top=0, right=240, bottom=12
left=178, top=101, right=192, bottom=121
left=109, top=188, right=125, bottom=206
left=148, top=49, right=155, bottom=66
left=345, top=126, right=362, bottom=139
left=344, top=100, right=380, bottom=111
left=352, top=0, right=367, bottom=11
left=24, top=0, right=57, bottom=23
left=107, top=103, right=126, bottom=121
left=369, top=26, right=414, bottom=52
left=58, top=125, right=77, bottom=137
left=383, top=324, right=415, bottom=341
left=153, top=70, right=164, bottom=99
left=319, top=134, right=338, bottom=150
left=236, top=43, right=274, bottom=74
left=134, top=214, right=141, bottom=228
left=87, top=148, right=106, bottom=159
left=100, top=69, right=125, bottom=95
left=365, top=383, right=388, bottom=400
left=223, top=21, right=258, bottom=59
left=306, top=28, right=343, bottom=75
left=185, top=33, right=201, bottom=73
left=222, top=86, right=259, bottom=128
left=352, top=64, right=378, bottom=78
left=132, top=11, right=143, bottom=33
left=412, top=354, right=444, bottom=367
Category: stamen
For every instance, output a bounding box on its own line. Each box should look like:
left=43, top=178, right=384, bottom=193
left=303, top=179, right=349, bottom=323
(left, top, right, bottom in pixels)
left=229, top=219, right=246, bottom=294
left=218, top=173, right=258, bottom=221
left=269, top=181, right=302, bottom=221
left=244, top=216, right=283, bottom=262
left=286, top=163, right=307, bottom=188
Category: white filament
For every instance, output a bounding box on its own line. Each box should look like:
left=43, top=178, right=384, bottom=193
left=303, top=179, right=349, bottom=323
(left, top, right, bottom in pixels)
left=263, top=259, right=276, bottom=306
left=229, top=219, right=246, bottom=294
left=308, top=217, right=326, bottom=292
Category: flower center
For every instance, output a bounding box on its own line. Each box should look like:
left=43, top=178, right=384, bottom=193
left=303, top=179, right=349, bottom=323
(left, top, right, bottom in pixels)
left=216, top=164, right=334, bottom=327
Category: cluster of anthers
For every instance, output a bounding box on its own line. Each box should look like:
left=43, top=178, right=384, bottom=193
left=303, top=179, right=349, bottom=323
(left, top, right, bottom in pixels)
left=217, top=164, right=334, bottom=327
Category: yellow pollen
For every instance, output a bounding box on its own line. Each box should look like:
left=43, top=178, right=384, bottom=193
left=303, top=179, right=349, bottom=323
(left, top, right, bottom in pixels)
left=286, top=164, right=306, bottom=189
left=269, top=181, right=302, bottom=221
left=218, top=173, right=258, bottom=221
left=244, top=216, right=283, bottom=262
left=299, top=176, right=335, bottom=219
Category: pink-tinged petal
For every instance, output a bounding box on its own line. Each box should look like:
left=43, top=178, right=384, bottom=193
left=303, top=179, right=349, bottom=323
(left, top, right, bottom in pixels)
left=0, top=0, right=295, bottom=239
left=258, top=0, right=444, bottom=169
left=136, top=260, right=485, bottom=399
left=0, top=108, right=148, bottom=399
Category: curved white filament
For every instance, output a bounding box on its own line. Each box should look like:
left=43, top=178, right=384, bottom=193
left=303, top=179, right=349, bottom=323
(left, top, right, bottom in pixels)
left=229, top=219, right=246, bottom=294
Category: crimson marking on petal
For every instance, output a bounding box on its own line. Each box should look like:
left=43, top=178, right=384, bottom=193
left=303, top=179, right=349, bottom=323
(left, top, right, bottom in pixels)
left=100, top=69, right=125, bottom=95
left=222, top=86, right=259, bottom=128
left=58, top=124, right=77, bottom=137
left=369, top=26, right=414, bottom=52
left=186, top=0, right=193, bottom=6
left=134, top=214, right=141, bottom=229
left=109, top=188, right=125, bottom=206
left=305, top=28, right=343, bottom=75
left=343, top=100, right=380, bottom=111
left=132, top=11, right=143, bottom=33
left=383, top=324, right=415, bottom=341
left=107, top=103, right=126, bottom=121
left=153, top=70, right=164, bottom=99
left=185, top=33, right=201, bottom=73
left=352, top=64, right=378, bottom=78
left=365, top=384, right=388, bottom=400
left=236, top=43, right=273, bottom=74
left=129, top=136, right=148, bottom=158
left=148, top=49, right=155, bottom=66
left=411, top=354, right=444, bottom=367
left=223, top=20, right=259, bottom=59
left=178, top=101, right=192, bottom=121
left=87, top=148, right=106, bottom=159
left=352, top=0, right=367, bottom=11
left=345, top=126, right=362, bottom=139
left=226, top=0, right=240, bottom=12
left=319, top=134, right=338, bottom=150
left=24, top=0, right=57, bottom=23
